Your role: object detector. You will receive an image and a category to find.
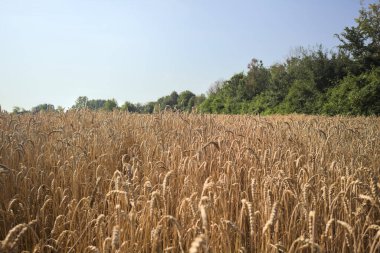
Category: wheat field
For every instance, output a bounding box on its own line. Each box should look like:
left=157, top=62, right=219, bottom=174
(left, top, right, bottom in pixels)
left=0, top=110, right=379, bottom=253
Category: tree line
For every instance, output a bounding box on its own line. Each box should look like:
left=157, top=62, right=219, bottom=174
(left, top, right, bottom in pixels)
left=199, top=1, right=380, bottom=115
left=10, top=1, right=380, bottom=115
left=70, top=91, right=206, bottom=113
left=11, top=90, right=206, bottom=114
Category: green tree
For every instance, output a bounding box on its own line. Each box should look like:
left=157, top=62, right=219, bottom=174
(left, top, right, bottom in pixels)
left=31, top=104, right=55, bottom=113
left=157, top=91, right=179, bottom=109
left=280, top=80, right=320, bottom=114
left=103, top=99, right=118, bottom=111
left=57, top=106, right=65, bottom=112
left=207, top=80, right=224, bottom=96
left=336, top=1, right=380, bottom=71
left=198, top=98, right=212, bottom=113
left=12, top=106, right=21, bottom=114
left=73, top=96, right=89, bottom=109
left=121, top=101, right=137, bottom=112
left=286, top=47, right=332, bottom=89
left=145, top=102, right=156, bottom=113
left=87, top=99, right=106, bottom=110
left=246, top=58, right=271, bottom=98
left=12, top=106, right=27, bottom=114
left=194, top=94, right=206, bottom=106
left=178, top=90, right=196, bottom=111
left=323, top=67, right=380, bottom=115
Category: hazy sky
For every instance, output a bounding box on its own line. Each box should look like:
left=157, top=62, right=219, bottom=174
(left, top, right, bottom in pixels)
left=0, top=0, right=366, bottom=111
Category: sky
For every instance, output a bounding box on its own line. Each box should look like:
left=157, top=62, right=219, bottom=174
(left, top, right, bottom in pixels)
left=0, top=0, right=368, bottom=111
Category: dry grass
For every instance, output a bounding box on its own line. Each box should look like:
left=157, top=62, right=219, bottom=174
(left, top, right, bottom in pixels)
left=0, top=110, right=379, bottom=252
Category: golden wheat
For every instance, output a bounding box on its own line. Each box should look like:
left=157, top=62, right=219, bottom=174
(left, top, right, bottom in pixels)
left=0, top=111, right=379, bottom=252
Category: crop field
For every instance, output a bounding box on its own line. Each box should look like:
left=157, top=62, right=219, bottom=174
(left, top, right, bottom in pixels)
left=0, top=111, right=379, bottom=252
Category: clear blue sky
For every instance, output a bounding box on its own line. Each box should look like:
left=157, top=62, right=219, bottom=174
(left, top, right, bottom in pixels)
left=0, top=0, right=367, bottom=111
